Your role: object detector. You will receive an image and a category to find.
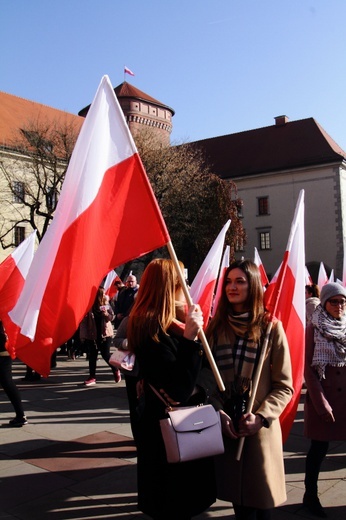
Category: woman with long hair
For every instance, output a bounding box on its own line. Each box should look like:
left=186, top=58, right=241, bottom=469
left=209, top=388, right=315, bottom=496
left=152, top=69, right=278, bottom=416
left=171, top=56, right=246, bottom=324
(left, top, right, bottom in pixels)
left=127, top=258, right=216, bottom=520
left=206, top=259, right=293, bottom=520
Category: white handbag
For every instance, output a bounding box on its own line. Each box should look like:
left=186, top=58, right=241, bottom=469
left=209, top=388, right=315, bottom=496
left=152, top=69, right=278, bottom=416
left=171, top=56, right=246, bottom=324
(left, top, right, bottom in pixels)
left=150, top=385, right=224, bottom=463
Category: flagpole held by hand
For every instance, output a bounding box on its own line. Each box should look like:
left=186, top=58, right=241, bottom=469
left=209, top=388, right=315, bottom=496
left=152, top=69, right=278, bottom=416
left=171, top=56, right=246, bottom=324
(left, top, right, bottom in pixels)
left=235, top=321, right=273, bottom=460
left=167, top=241, right=225, bottom=392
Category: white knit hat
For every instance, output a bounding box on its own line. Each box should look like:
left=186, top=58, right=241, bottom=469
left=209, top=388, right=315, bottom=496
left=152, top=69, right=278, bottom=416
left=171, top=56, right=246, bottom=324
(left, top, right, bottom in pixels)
left=320, top=282, right=346, bottom=307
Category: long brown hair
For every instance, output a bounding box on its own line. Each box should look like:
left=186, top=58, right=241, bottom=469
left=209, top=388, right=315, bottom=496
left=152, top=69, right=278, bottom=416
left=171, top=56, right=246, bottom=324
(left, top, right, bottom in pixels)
left=206, top=259, right=266, bottom=344
left=127, top=259, right=176, bottom=352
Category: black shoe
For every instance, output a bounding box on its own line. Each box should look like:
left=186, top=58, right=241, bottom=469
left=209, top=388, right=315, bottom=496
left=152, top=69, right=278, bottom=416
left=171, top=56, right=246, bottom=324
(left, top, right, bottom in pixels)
left=9, top=416, right=28, bottom=427
left=303, top=492, right=327, bottom=518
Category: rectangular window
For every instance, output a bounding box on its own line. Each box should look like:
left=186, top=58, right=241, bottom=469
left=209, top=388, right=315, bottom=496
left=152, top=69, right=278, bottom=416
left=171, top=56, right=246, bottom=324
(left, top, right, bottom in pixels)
left=258, top=196, right=269, bottom=215
left=234, top=235, right=245, bottom=252
left=13, top=181, right=25, bottom=203
left=259, top=231, right=271, bottom=250
left=14, top=226, right=25, bottom=246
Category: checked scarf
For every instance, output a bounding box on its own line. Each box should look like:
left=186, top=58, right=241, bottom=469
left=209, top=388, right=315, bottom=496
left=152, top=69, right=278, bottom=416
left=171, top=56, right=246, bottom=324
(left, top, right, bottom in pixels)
left=311, top=304, right=346, bottom=380
left=211, top=312, right=262, bottom=401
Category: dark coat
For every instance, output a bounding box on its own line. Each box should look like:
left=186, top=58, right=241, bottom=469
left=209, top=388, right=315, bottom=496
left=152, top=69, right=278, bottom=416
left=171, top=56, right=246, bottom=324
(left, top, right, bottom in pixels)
left=136, top=330, right=217, bottom=519
left=304, top=323, right=346, bottom=441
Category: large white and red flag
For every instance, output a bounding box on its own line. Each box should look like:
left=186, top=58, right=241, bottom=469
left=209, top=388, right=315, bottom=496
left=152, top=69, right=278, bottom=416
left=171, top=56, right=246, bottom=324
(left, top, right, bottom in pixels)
left=211, top=245, right=230, bottom=317
left=190, top=220, right=231, bottom=329
left=317, top=262, right=328, bottom=290
left=0, top=231, right=36, bottom=357
left=254, top=247, right=269, bottom=288
left=264, top=189, right=306, bottom=443
left=10, top=75, right=170, bottom=376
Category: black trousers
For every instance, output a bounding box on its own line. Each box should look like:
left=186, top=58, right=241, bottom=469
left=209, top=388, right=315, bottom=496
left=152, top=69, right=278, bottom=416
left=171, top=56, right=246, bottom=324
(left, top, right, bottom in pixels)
left=0, top=356, right=25, bottom=418
left=87, top=337, right=117, bottom=379
left=304, top=439, right=329, bottom=495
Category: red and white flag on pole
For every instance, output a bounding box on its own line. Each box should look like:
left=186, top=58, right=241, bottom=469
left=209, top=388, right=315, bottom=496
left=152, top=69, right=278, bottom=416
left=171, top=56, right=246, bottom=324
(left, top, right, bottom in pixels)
left=0, top=231, right=36, bottom=357
left=211, top=245, right=230, bottom=317
left=103, top=270, right=121, bottom=299
left=124, top=66, right=135, bottom=76
left=317, top=262, right=328, bottom=290
left=305, top=266, right=313, bottom=285
left=254, top=247, right=269, bottom=288
left=10, top=75, right=170, bottom=376
left=190, top=220, right=231, bottom=329
left=264, top=189, right=306, bottom=443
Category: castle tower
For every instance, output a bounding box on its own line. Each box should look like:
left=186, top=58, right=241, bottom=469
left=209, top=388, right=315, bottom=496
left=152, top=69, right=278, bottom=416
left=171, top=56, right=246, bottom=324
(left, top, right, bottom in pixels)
left=78, top=81, right=174, bottom=146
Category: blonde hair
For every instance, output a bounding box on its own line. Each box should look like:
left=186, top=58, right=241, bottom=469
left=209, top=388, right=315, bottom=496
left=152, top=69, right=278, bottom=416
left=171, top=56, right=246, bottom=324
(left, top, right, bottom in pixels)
left=127, top=259, right=177, bottom=352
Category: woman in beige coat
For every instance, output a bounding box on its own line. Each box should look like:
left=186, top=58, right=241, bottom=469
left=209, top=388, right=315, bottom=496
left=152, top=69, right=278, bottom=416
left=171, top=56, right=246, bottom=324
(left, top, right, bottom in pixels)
left=206, top=259, right=293, bottom=520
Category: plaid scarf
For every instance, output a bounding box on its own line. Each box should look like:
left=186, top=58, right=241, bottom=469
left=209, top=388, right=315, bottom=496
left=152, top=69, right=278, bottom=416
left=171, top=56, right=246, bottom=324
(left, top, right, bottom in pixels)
left=211, top=312, right=261, bottom=400
left=311, top=304, right=346, bottom=380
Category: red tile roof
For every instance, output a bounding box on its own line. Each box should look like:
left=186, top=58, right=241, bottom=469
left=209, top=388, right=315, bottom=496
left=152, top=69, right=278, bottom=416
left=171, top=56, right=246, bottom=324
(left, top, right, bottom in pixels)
left=191, top=117, right=346, bottom=178
left=78, top=81, right=175, bottom=117
left=0, top=91, right=84, bottom=148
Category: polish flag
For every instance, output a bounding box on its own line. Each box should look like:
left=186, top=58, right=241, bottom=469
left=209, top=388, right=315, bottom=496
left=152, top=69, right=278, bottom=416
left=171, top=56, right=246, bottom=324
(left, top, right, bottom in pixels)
left=317, top=262, right=328, bottom=290
left=254, top=247, right=269, bottom=288
left=305, top=266, right=313, bottom=285
left=10, top=75, right=170, bottom=376
left=264, top=190, right=305, bottom=443
left=211, top=245, right=230, bottom=317
left=190, top=220, right=231, bottom=329
left=124, top=66, right=135, bottom=76
left=103, top=269, right=121, bottom=299
left=0, top=231, right=36, bottom=357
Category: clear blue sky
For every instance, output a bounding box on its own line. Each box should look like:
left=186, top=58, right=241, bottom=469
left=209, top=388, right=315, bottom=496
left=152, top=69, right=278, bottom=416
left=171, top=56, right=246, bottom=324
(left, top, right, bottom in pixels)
left=2, top=0, right=346, bottom=149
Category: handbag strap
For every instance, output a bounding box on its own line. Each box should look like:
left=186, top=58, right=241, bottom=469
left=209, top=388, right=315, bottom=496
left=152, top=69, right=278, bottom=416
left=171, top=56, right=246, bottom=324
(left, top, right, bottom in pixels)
left=148, top=384, right=172, bottom=411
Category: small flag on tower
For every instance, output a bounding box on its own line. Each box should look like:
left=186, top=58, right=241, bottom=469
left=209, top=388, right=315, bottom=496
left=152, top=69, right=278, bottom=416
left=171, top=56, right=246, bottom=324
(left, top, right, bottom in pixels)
left=124, top=66, right=135, bottom=76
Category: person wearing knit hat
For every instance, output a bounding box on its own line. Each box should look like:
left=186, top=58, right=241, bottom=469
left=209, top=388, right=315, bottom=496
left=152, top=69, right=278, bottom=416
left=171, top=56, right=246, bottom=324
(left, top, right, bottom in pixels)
left=320, top=282, right=346, bottom=308
left=303, top=281, right=346, bottom=517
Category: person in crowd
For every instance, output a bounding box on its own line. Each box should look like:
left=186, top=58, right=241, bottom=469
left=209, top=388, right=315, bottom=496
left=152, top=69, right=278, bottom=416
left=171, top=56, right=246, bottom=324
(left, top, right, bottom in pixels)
left=110, top=279, right=126, bottom=313
left=305, top=284, right=321, bottom=325
left=114, top=274, right=139, bottom=328
left=126, top=258, right=216, bottom=520
left=303, top=282, right=346, bottom=518
left=205, top=259, right=293, bottom=520
left=80, top=287, right=121, bottom=386
left=0, top=319, right=28, bottom=427
left=114, top=260, right=189, bottom=445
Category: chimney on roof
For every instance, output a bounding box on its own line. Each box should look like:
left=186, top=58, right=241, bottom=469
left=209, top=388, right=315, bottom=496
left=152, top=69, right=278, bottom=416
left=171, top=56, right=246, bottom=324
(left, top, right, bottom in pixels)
left=274, top=115, right=289, bottom=126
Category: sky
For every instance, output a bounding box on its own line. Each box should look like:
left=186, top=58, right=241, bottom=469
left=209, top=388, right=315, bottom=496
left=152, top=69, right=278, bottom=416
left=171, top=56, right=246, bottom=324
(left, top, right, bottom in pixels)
left=2, top=0, right=346, bottom=149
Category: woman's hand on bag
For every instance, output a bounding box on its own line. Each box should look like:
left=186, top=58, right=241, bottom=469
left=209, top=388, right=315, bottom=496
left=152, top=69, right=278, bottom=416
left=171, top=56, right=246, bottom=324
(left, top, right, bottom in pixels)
left=183, top=304, right=204, bottom=341
left=220, top=410, right=239, bottom=439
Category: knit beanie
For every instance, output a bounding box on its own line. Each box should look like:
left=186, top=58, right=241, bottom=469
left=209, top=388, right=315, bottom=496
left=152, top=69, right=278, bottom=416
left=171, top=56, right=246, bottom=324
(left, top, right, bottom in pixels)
left=320, top=282, right=346, bottom=307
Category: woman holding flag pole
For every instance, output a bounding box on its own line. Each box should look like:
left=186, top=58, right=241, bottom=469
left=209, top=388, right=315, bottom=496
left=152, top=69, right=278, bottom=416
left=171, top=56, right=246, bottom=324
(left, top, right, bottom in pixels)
left=205, top=259, right=293, bottom=520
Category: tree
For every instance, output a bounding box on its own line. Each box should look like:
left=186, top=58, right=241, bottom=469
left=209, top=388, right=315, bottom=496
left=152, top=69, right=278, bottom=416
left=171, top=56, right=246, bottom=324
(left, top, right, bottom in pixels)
left=0, top=121, right=245, bottom=281
left=123, top=130, right=246, bottom=280
left=0, top=118, right=79, bottom=248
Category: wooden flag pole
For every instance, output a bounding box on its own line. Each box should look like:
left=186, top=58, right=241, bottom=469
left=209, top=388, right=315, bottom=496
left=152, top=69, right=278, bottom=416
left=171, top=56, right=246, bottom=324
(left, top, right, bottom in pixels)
left=235, top=320, right=273, bottom=460
left=167, top=241, right=225, bottom=392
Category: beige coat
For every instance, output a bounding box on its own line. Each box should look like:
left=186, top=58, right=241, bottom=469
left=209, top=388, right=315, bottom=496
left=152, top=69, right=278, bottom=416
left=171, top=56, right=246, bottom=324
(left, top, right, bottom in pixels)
left=212, top=320, right=293, bottom=509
